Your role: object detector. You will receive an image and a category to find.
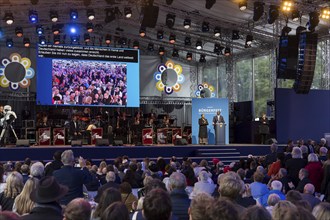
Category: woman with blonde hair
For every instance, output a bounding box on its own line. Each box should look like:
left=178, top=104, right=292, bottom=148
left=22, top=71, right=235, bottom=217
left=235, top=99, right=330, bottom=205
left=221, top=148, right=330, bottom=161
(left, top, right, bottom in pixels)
left=0, top=171, right=23, bottom=210
left=13, top=177, right=39, bottom=215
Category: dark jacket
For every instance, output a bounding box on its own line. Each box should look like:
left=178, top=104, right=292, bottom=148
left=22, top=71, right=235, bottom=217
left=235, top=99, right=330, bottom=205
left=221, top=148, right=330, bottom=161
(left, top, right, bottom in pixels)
left=44, top=160, right=63, bottom=176
left=170, top=189, right=190, bottom=220
left=94, top=181, right=120, bottom=203
left=301, top=193, right=321, bottom=209
left=0, top=192, right=15, bottom=211
left=53, top=165, right=92, bottom=205
left=21, top=203, right=63, bottom=220
left=285, top=158, right=307, bottom=186
left=296, top=177, right=312, bottom=193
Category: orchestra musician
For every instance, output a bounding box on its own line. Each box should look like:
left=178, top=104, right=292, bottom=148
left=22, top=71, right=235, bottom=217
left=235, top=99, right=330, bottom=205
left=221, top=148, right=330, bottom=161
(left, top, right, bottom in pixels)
left=117, top=112, right=129, bottom=144
left=69, top=114, right=82, bottom=140
left=198, top=114, right=209, bottom=145
left=132, top=112, right=143, bottom=144
left=37, top=115, right=51, bottom=128
left=161, top=115, right=171, bottom=128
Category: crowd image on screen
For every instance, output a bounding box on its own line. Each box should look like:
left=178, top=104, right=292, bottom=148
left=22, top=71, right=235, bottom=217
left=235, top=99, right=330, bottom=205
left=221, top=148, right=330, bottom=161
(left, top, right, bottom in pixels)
left=52, top=59, right=127, bottom=106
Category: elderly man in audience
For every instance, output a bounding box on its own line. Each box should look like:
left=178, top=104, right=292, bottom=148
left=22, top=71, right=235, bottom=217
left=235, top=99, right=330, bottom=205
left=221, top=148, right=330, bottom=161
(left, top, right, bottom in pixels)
left=190, top=171, right=215, bottom=198
left=260, top=180, right=285, bottom=207
left=168, top=172, right=190, bottom=220
left=30, top=162, right=44, bottom=179
left=265, top=193, right=281, bottom=214
left=53, top=150, right=92, bottom=205
left=296, top=168, right=312, bottom=193
left=264, top=143, right=278, bottom=168
left=301, top=183, right=321, bottom=209
left=286, top=147, right=307, bottom=187
left=63, top=198, right=91, bottom=220
left=319, top=147, right=328, bottom=163
left=188, top=193, right=214, bottom=220
left=94, top=171, right=119, bottom=203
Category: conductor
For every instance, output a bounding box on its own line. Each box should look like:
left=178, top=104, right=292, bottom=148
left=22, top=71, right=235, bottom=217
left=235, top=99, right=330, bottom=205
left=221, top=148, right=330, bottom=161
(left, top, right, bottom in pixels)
left=198, top=114, right=208, bottom=145
left=212, top=110, right=225, bottom=129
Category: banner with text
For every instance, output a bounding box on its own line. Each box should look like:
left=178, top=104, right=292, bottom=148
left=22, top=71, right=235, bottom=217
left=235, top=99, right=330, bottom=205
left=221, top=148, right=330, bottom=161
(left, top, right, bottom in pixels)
left=192, top=98, right=229, bottom=145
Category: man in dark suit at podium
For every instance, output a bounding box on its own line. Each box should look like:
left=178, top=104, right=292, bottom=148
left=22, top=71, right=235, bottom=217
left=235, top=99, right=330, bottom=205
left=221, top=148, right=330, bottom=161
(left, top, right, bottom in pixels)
left=212, top=110, right=225, bottom=129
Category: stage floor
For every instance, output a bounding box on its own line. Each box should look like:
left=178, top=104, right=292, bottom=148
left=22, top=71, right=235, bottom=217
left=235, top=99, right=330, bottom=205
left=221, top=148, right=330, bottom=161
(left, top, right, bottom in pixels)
left=0, top=144, right=282, bottom=163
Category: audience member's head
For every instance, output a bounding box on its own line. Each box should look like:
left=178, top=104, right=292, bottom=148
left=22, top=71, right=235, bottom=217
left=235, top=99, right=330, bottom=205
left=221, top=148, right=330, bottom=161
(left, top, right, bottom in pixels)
left=61, top=150, right=75, bottom=166
left=93, top=187, right=122, bottom=218
left=20, top=164, right=29, bottom=175
left=143, top=188, right=172, bottom=220
left=105, top=171, right=116, bottom=183
left=271, top=180, right=283, bottom=191
left=267, top=193, right=281, bottom=207
left=53, top=150, right=63, bottom=161
left=168, top=172, right=186, bottom=191
left=270, top=143, right=278, bottom=153
left=236, top=168, right=245, bottom=180
left=144, top=178, right=167, bottom=195
left=299, top=168, right=309, bottom=180
left=207, top=198, right=239, bottom=220
left=292, top=147, right=302, bottom=159
left=308, top=153, right=319, bottom=163
left=14, top=177, right=39, bottom=215
left=241, top=205, right=272, bottom=220
left=64, top=198, right=91, bottom=220
left=4, top=171, right=23, bottom=198
left=120, top=182, right=132, bottom=194
left=198, top=171, right=209, bottom=182
left=218, top=172, right=242, bottom=200
left=286, top=190, right=302, bottom=203
left=312, top=202, right=330, bottom=220
left=295, top=199, right=312, bottom=212
left=319, top=147, right=328, bottom=156
left=253, top=171, right=264, bottom=183
left=189, top=193, right=213, bottom=220
left=272, top=201, right=300, bottom=220
left=101, top=202, right=129, bottom=220
left=303, top=183, right=315, bottom=195
left=30, top=162, right=45, bottom=178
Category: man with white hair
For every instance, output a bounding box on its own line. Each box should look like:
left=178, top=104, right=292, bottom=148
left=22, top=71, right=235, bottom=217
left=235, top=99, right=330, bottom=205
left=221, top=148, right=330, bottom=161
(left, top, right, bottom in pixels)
left=190, top=171, right=215, bottom=198
left=260, top=180, right=285, bottom=207
left=94, top=171, right=119, bottom=203
left=301, top=183, right=321, bottom=209
left=319, top=147, right=328, bottom=163
left=30, top=162, right=45, bottom=179
left=285, top=146, right=307, bottom=186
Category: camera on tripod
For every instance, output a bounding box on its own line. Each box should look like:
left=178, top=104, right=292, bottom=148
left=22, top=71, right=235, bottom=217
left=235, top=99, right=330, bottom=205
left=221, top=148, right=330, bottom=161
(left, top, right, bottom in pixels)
left=0, top=105, right=18, bottom=145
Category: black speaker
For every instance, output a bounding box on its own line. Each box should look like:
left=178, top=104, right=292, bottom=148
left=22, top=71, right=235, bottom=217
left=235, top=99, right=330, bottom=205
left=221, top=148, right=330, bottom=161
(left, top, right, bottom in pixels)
left=71, top=140, right=82, bottom=147
left=277, top=35, right=298, bottom=79
left=113, top=139, right=123, bottom=146
left=175, top=138, right=188, bottom=145
left=294, top=32, right=318, bottom=94
left=16, top=139, right=30, bottom=147
left=141, top=5, right=159, bottom=28
left=95, top=139, right=109, bottom=146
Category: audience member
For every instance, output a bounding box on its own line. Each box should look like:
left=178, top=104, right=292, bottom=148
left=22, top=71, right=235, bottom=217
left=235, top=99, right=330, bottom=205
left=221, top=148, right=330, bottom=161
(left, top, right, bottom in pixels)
left=94, top=171, right=119, bottom=203
left=207, top=198, right=239, bottom=220
left=240, top=205, right=272, bottom=220
left=266, top=193, right=280, bottom=214
left=63, top=198, right=91, bottom=220
left=264, top=143, right=278, bottom=168
left=321, top=150, right=330, bottom=202
left=53, top=150, right=92, bottom=205
left=285, top=147, right=307, bottom=186
left=101, top=202, right=129, bottom=220
left=286, top=190, right=302, bottom=204
left=296, top=168, right=312, bottom=193
left=143, top=188, right=172, bottom=220
left=0, top=172, right=23, bottom=211
left=305, top=153, right=323, bottom=192
left=188, top=193, right=213, bottom=220
left=92, top=188, right=122, bottom=220
left=21, top=176, right=68, bottom=220
left=44, top=151, right=63, bottom=176
left=29, top=162, right=44, bottom=179
left=260, top=180, right=285, bottom=207
left=120, top=182, right=138, bottom=212
left=249, top=171, right=269, bottom=201
left=20, top=164, right=29, bottom=184
left=0, top=211, right=20, bottom=220
left=190, top=171, right=215, bottom=198
left=272, top=200, right=300, bottom=220
left=312, top=202, right=330, bottom=220
left=0, top=166, right=6, bottom=193
left=301, top=183, right=321, bottom=209
left=267, top=153, right=285, bottom=177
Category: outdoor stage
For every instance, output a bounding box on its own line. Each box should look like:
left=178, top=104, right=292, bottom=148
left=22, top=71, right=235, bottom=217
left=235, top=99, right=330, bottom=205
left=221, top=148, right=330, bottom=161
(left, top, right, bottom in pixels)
left=0, top=144, right=284, bottom=164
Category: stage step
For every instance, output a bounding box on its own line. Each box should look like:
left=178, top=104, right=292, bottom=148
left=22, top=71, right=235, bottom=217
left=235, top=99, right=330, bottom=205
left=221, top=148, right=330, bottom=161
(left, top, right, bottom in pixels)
left=195, top=148, right=241, bottom=165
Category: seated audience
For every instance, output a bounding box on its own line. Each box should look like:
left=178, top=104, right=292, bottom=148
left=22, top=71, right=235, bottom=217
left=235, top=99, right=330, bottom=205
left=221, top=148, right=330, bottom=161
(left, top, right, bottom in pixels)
left=188, top=193, right=214, bottom=220
left=29, top=162, right=44, bottom=179
left=120, top=182, right=138, bottom=212
left=301, top=183, right=321, bottom=209
left=92, top=187, right=122, bottom=220
left=286, top=190, right=302, bottom=204
left=207, top=198, right=239, bottom=220
left=240, top=205, right=272, bottom=220
left=21, top=176, right=68, bottom=220
left=249, top=171, right=269, bottom=201
left=267, top=153, right=285, bottom=177
left=312, top=202, right=330, bottom=220
left=285, top=147, right=307, bottom=187
left=260, top=180, right=285, bottom=207
left=296, top=168, right=312, bottom=193
left=94, top=171, right=119, bottom=203
left=142, top=188, right=172, bottom=220
left=264, top=143, right=278, bottom=168
left=305, top=153, right=323, bottom=193
left=0, top=165, right=6, bottom=193
left=101, top=201, right=129, bottom=220
left=0, top=171, right=23, bottom=211
left=272, top=200, right=300, bottom=220
left=266, top=194, right=281, bottom=214
left=63, top=198, right=91, bottom=220
left=190, top=171, right=215, bottom=198
left=20, top=164, right=30, bottom=184
left=44, top=151, right=63, bottom=176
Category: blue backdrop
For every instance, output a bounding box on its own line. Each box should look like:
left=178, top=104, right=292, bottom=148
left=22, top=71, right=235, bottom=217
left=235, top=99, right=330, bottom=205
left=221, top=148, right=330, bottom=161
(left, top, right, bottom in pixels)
left=192, top=98, right=229, bottom=144
left=276, top=88, right=330, bottom=143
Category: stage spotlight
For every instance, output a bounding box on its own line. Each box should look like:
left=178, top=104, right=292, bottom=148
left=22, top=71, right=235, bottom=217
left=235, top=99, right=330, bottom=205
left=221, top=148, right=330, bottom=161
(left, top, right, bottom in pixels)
left=185, top=36, right=191, bottom=46
left=70, top=9, right=78, bottom=20
left=196, top=40, right=202, bottom=50
left=139, top=26, right=146, bottom=37
left=245, top=35, right=253, bottom=46
left=205, top=0, right=216, bottom=10
left=52, top=25, right=60, bottom=35
left=202, top=21, right=209, bottom=32
left=6, top=38, right=13, bottom=48
left=186, top=52, right=192, bottom=61
left=133, top=40, right=139, bottom=49
left=36, top=25, right=44, bottom=35
left=87, top=9, right=95, bottom=20
left=232, top=30, right=240, bottom=40
left=29, top=10, right=38, bottom=23
left=172, top=49, right=179, bottom=57
left=4, top=12, right=14, bottom=25
left=54, top=35, right=61, bottom=44
left=118, top=37, right=127, bottom=46
left=321, top=7, right=330, bottom=20
left=239, top=0, right=247, bottom=11
left=282, top=1, right=293, bottom=12
left=214, top=27, right=221, bottom=37
left=166, top=0, right=174, bottom=5
left=308, top=11, right=320, bottom=31
left=166, top=14, right=176, bottom=28
left=281, top=26, right=292, bottom=36
left=70, top=35, right=80, bottom=43
left=124, top=7, right=132, bottom=18
left=224, top=47, right=231, bottom=56
left=105, top=34, right=112, bottom=45
left=268, top=5, right=279, bottom=24
left=253, top=2, right=264, bottom=22
left=157, top=30, right=164, bottom=39
left=148, top=43, right=154, bottom=51
left=50, top=11, right=58, bottom=22
left=23, top=38, right=30, bottom=47
left=291, top=8, right=300, bottom=21
left=158, top=46, right=165, bottom=56
left=214, top=43, right=223, bottom=55
left=84, top=33, right=90, bottom=43
left=86, top=23, right=94, bottom=33
left=296, top=26, right=306, bottom=35
left=199, top=54, right=206, bottom=63
left=184, top=19, right=191, bottom=29
left=69, top=25, right=78, bottom=34
left=169, top=34, right=176, bottom=44
left=39, top=36, right=46, bottom=45
left=15, top=27, right=23, bottom=37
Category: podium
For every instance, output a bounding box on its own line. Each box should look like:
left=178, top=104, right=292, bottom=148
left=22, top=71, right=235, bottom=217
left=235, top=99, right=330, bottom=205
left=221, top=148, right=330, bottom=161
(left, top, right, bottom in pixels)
left=38, top=128, right=51, bottom=145
left=53, top=128, right=65, bottom=145
left=142, top=128, right=153, bottom=145
left=91, top=128, right=103, bottom=145
left=215, top=123, right=226, bottom=145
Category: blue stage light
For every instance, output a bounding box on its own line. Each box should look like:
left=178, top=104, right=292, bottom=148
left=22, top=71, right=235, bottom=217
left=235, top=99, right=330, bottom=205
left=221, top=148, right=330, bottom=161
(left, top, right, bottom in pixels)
left=39, top=36, right=46, bottom=45
left=29, top=10, right=38, bottom=23
left=70, top=9, right=78, bottom=20
left=70, top=26, right=77, bottom=34
left=36, top=25, right=44, bottom=35
left=6, top=38, right=13, bottom=48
